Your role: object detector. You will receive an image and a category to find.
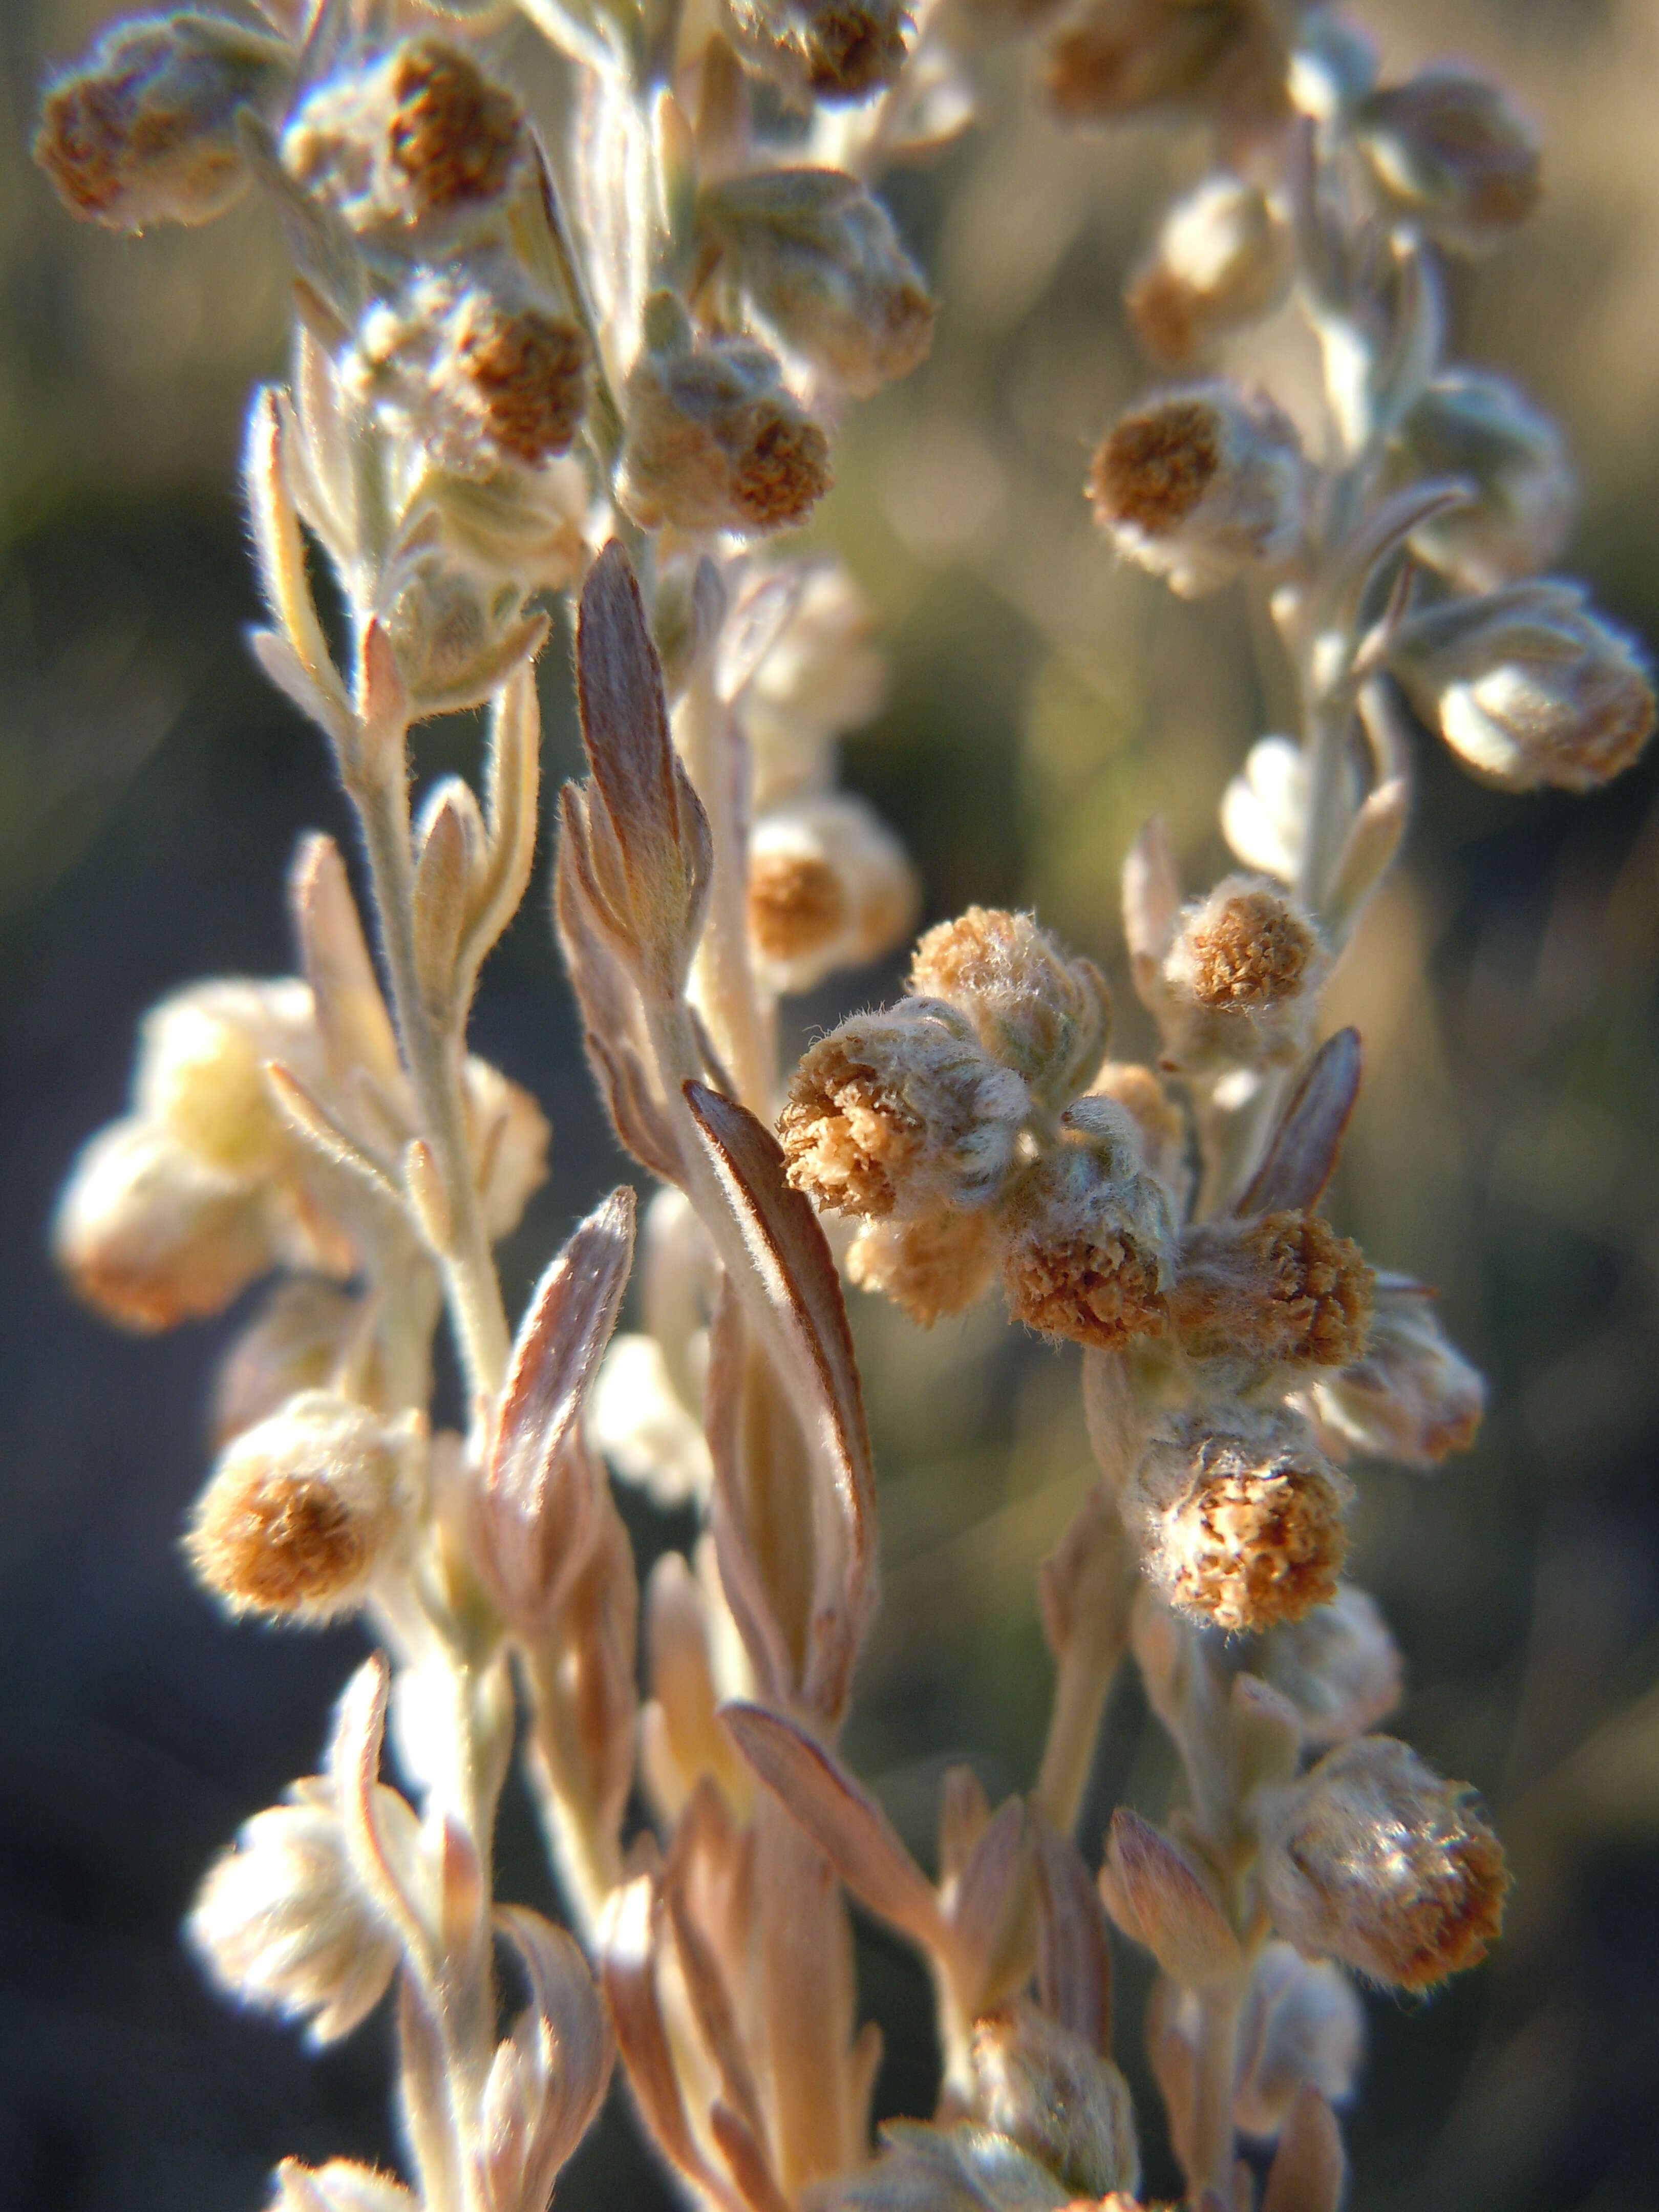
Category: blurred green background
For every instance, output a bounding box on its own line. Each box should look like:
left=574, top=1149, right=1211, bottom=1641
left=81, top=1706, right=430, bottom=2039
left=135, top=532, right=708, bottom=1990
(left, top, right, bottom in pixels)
left=5, top=1, right=1659, bottom=2207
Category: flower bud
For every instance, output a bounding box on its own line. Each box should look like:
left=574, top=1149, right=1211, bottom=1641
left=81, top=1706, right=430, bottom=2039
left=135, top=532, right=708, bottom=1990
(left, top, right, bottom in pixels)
left=379, top=553, right=540, bottom=714
left=970, top=2001, right=1140, bottom=2198
left=53, top=1117, right=273, bottom=1331
left=1172, top=1211, right=1373, bottom=1369
left=284, top=39, right=523, bottom=234
left=1044, top=0, right=1276, bottom=125
left=1158, top=875, right=1324, bottom=1070
left=1000, top=1104, right=1176, bottom=1350
left=1089, top=382, right=1304, bottom=599
left=847, top=1206, right=1003, bottom=1325
left=186, top=1390, right=411, bottom=1621
left=188, top=1777, right=413, bottom=2042
left=135, top=979, right=315, bottom=1180
left=780, top=1002, right=1031, bottom=1219
left=1391, top=371, right=1574, bottom=591
left=1258, top=1735, right=1509, bottom=1990
left=1085, top=1061, right=1190, bottom=1212
left=211, top=1278, right=369, bottom=1449
left=726, top=0, right=911, bottom=105
left=1258, top=1583, right=1402, bottom=1747
left=1389, top=580, right=1656, bottom=794
left=1127, top=174, right=1291, bottom=367
left=619, top=298, right=832, bottom=536
left=34, top=10, right=289, bottom=232
left=748, top=792, right=919, bottom=993
left=1129, top=1409, right=1349, bottom=1632
left=697, top=169, right=935, bottom=400
left=1310, top=1277, right=1485, bottom=1466
left=909, top=907, right=1111, bottom=1108
left=1220, top=735, right=1306, bottom=883
left=731, top=560, right=889, bottom=807
left=1354, top=69, right=1540, bottom=252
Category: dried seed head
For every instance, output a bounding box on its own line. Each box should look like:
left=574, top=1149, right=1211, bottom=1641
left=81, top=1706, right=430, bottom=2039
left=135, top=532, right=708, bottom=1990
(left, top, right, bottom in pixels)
left=1258, top=1583, right=1403, bottom=1748
left=135, top=978, right=315, bottom=1180
left=848, top=1206, right=1002, bottom=1326
left=1001, top=1110, right=1177, bottom=1349
left=34, top=10, right=288, bottom=232
left=733, top=560, right=889, bottom=806
left=1160, top=876, right=1325, bottom=1069
left=1392, top=371, right=1574, bottom=592
left=1220, top=735, right=1307, bottom=884
left=1086, top=1061, right=1190, bottom=1211
left=780, top=1003, right=1030, bottom=1218
left=1089, top=382, right=1304, bottom=599
left=1127, top=173, right=1291, bottom=366
left=726, top=0, right=911, bottom=104
left=969, top=2001, right=1140, bottom=2199
left=211, top=1279, right=368, bottom=1449
left=1258, top=1735, right=1510, bottom=1990
left=1172, top=1211, right=1373, bottom=1368
left=1355, top=69, right=1540, bottom=251
left=53, top=1117, right=274, bottom=1331
left=1131, top=1410, right=1349, bottom=1632
left=1044, top=0, right=1273, bottom=124
left=619, top=303, right=831, bottom=535
left=1311, top=1278, right=1485, bottom=1466
left=747, top=792, right=919, bottom=994
left=910, top=907, right=1111, bottom=1107
left=187, top=1391, right=409, bottom=1621
left=1390, top=580, right=1656, bottom=794
left=696, top=168, right=935, bottom=401
left=188, top=1777, right=411, bottom=2042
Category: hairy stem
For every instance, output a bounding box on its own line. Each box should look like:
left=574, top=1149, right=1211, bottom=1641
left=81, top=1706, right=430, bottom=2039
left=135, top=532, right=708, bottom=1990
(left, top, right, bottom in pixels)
left=1189, top=1978, right=1244, bottom=2201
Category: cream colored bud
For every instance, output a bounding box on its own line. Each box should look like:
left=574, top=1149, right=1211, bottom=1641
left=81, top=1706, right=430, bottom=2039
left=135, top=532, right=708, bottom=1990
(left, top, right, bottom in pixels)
left=1258, top=1736, right=1509, bottom=1990
left=780, top=1002, right=1031, bottom=1219
left=1392, top=372, right=1574, bottom=591
left=211, top=1279, right=369, bottom=1449
left=619, top=297, right=832, bottom=536
left=1355, top=69, right=1540, bottom=251
left=732, top=560, right=889, bottom=807
left=1220, top=735, right=1307, bottom=883
left=284, top=40, right=524, bottom=233
left=970, top=2001, right=1140, bottom=2198
left=1259, top=1583, right=1403, bottom=1747
left=1311, top=1278, right=1485, bottom=1466
left=186, top=1391, right=410, bottom=1622
left=379, top=554, right=540, bottom=716
left=910, top=907, right=1111, bottom=1108
left=726, top=0, right=911, bottom=105
left=1391, top=581, right=1656, bottom=794
left=1044, top=0, right=1279, bottom=125
left=1086, top=1061, right=1191, bottom=1213
left=748, top=792, right=919, bottom=993
left=462, top=1056, right=551, bottom=1240
left=1127, top=173, right=1291, bottom=367
left=35, top=11, right=288, bottom=232
left=1129, top=1409, right=1349, bottom=1632
left=1172, top=1211, right=1373, bottom=1369
left=1000, top=1107, right=1176, bottom=1350
left=53, top=1117, right=273, bottom=1332
left=1089, top=382, right=1304, bottom=599
left=1160, top=875, right=1325, bottom=1069
left=188, top=1777, right=412, bottom=2042
left=847, top=1206, right=1002, bottom=1325
left=697, top=169, right=935, bottom=400
left=136, top=978, right=315, bottom=1180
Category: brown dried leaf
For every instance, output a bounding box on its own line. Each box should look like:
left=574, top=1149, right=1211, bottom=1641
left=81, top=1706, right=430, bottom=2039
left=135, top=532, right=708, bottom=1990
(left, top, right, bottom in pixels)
left=1032, top=1815, right=1112, bottom=2056
left=1262, top=2084, right=1346, bottom=2212
left=945, top=1797, right=1036, bottom=2016
left=1235, top=1029, right=1363, bottom=1218
left=1102, top=1810, right=1241, bottom=1989
left=663, top=1828, right=769, bottom=2150
left=720, top=1703, right=945, bottom=1952
left=496, top=1906, right=615, bottom=2184
left=704, top=1286, right=798, bottom=1705
left=711, top=2102, right=792, bottom=2212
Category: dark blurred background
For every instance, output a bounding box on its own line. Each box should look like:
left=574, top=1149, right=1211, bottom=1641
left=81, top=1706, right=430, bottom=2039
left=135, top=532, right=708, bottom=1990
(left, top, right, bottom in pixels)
left=5, top=1, right=1659, bottom=2207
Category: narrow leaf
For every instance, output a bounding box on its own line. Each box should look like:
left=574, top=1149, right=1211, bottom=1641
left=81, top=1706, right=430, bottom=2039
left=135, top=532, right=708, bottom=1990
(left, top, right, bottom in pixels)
left=1262, top=2085, right=1346, bottom=2212
left=288, top=834, right=405, bottom=1100
left=1032, top=1815, right=1113, bottom=2056
left=1235, top=1029, right=1362, bottom=1217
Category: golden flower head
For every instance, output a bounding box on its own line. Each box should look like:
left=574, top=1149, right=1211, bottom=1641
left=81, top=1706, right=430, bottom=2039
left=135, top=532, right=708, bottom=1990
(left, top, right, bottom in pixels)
left=1127, top=171, right=1291, bottom=367
left=34, top=9, right=289, bottom=233
left=1130, top=1408, right=1349, bottom=1632
left=909, top=906, right=1111, bottom=1108
left=780, top=1002, right=1031, bottom=1219
left=847, top=1206, right=1003, bottom=1326
left=1172, top=1210, right=1374, bottom=1369
left=1354, top=68, right=1540, bottom=252
left=747, top=792, right=919, bottom=995
left=186, top=1391, right=412, bottom=1622
left=1159, top=875, right=1325, bottom=1070
left=619, top=296, right=832, bottom=536
left=1258, top=1735, right=1510, bottom=1990
left=1000, top=1100, right=1177, bottom=1350
left=970, top=2001, right=1140, bottom=2199
left=1089, top=382, right=1304, bottom=599
left=1311, top=1277, right=1486, bottom=1467
left=726, top=0, right=911, bottom=105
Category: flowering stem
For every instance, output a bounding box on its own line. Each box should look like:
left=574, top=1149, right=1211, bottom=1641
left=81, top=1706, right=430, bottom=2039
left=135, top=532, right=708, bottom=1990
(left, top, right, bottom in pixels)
left=1189, top=1977, right=1244, bottom=2201
left=348, top=751, right=512, bottom=1408
left=1034, top=1601, right=1125, bottom=1838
